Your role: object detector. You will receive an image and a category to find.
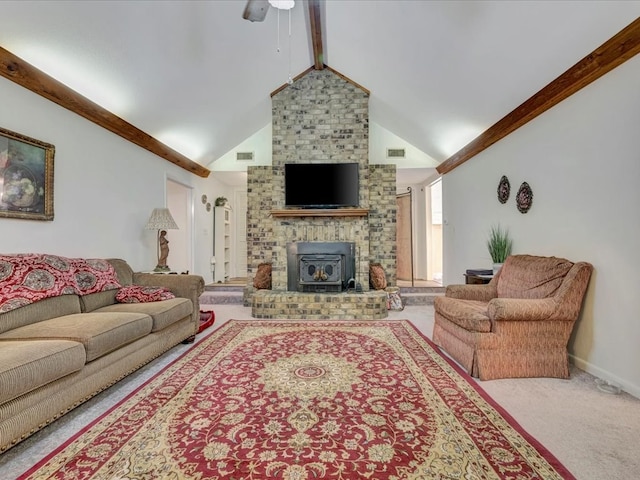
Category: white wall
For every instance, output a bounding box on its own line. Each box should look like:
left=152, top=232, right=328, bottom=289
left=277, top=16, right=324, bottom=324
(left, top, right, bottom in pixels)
left=370, top=122, right=440, bottom=168
left=442, top=55, right=640, bottom=397
left=0, top=76, right=232, bottom=280
left=210, top=124, right=272, bottom=171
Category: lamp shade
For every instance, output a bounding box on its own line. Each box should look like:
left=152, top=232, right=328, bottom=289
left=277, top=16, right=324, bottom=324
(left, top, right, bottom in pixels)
left=269, top=0, right=294, bottom=10
left=145, top=208, right=179, bottom=230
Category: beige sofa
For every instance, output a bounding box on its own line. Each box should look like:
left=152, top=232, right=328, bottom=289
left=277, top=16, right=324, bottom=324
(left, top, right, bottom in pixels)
left=0, top=256, right=204, bottom=453
left=433, top=254, right=593, bottom=380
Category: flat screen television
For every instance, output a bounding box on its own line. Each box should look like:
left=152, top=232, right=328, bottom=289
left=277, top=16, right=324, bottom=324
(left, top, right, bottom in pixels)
left=285, top=163, right=359, bottom=208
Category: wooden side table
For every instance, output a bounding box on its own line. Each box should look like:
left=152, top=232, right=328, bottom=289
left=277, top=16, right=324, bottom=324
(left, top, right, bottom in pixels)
left=464, top=269, right=493, bottom=284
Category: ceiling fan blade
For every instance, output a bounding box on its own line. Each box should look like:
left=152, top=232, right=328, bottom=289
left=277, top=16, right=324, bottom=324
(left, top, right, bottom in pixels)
left=243, top=0, right=270, bottom=22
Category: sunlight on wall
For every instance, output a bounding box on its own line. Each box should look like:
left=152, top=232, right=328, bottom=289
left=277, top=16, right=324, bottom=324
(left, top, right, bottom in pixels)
left=155, top=129, right=208, bottom=160
left=437, top=124, right=484, bottom=158
left=9, top=43, right=132, bottom=117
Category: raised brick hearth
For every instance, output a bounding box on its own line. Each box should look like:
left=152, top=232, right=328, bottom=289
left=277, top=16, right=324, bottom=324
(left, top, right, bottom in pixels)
left=251, top=290, right=388, bottom=320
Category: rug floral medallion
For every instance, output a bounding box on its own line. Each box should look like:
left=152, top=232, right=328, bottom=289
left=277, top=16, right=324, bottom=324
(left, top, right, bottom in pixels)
left=23, top=320, right=574, bottom=480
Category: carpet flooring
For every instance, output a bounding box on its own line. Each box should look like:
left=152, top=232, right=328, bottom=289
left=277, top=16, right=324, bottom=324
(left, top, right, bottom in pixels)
left=20, top=319, right=573, bottom=479
left=2, top=305, right=640, bottom=479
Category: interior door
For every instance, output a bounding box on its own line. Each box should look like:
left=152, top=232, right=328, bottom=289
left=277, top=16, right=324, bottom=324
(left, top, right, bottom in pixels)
left=396, top=193, right=413, bottom=281
left=166, top=179, right=193, bottom=274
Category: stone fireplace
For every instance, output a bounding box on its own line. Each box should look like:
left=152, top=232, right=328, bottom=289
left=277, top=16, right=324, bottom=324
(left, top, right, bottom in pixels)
left=246, top=69, right=397, bottom=319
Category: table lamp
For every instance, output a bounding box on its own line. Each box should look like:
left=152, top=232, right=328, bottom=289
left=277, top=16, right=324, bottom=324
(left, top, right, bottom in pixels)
left=145, top=208, right=179, bottom=272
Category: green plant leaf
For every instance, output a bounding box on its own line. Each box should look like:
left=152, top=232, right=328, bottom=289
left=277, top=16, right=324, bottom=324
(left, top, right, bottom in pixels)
left=487, top=224, right=512, bottom=263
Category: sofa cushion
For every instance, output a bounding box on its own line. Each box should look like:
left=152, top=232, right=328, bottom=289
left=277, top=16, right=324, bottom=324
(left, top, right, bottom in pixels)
left=434, top=297, right=492, bottom=333
left=106, top=258, right=135, bottom=286
left=497, top=255, right=574, bottom=299
left=0, top=312, right=153, bottom=362
left=80, top=289, right=119, bottom=313
left=497, top=255, right=573, bottom=298
left=115, top=285, right=176, bottom=303
left=93, top=297, right=192, bottom=332
left=0, top=339, right=86, bottom=404
left=0, top=294, right=82, bottom=335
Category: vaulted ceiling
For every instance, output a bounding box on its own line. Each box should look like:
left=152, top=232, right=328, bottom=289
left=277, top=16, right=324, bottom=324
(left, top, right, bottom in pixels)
left=0, top=1, right=639, bottom=184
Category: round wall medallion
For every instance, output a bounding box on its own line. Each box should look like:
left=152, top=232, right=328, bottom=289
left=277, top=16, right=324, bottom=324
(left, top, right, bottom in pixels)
left=206, top=202, right=212, bottom=212
left=516, top=182, right=533, bottom=213
left=497, top=175, right=510, bottom=204
left=201, top=194, right=208, bottom=204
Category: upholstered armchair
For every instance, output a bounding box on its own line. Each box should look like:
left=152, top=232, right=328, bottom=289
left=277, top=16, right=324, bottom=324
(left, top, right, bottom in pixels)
left=433, top=254, right=593, bottom=380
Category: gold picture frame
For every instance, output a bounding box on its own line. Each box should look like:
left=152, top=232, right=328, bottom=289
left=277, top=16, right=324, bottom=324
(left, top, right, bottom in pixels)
left=0, top=127, right=55, bottom=221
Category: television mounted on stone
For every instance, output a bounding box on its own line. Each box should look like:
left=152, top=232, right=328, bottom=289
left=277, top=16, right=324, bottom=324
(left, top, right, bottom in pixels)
left=284, top=162, right=359, bottom=208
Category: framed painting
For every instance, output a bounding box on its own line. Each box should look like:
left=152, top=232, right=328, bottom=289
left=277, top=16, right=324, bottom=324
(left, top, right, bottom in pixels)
left=0, top=127, right=54, bottom=221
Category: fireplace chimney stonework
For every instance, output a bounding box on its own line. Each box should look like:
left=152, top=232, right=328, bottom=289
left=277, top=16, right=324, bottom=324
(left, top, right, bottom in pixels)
left=246, top=69, right=397, bottom=319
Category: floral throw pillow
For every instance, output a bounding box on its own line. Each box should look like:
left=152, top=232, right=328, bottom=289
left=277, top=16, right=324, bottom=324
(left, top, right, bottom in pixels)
left=116, top=285, right=175, bottom=303
left=253, top=263, right=272, bottom=290
left=369, top=263, right=387, bottom=290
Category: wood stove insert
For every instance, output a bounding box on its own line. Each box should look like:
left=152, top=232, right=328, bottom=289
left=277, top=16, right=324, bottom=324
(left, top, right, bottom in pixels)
left=287, top=241, right=356, bottom=293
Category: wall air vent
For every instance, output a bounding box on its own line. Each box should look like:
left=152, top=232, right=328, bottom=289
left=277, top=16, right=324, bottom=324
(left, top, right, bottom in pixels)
left=386, top=148, right=406, bottom=159
left=236, top=151, right=255, bottom=161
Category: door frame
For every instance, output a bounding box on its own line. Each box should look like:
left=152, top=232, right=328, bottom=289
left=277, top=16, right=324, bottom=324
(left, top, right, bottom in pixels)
left=234, top=188, right=248, bottom=278
left=165, top=176, right=194, bottom=274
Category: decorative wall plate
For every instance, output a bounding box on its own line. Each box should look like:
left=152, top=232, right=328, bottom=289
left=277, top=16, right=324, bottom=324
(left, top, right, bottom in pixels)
left=516, top=182, right=533, bottom=213
left=206, top=202, right=212, bottom=212
left=201, top=194, right=208, bottom=204
left=497, top=175, right=510, bottom=204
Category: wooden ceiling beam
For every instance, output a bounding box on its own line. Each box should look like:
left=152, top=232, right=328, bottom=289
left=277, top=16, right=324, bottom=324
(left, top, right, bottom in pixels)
left=0, top=46, right=210, bottom=178
left=308, top=0, right=324, bottom=69
left=437, top=17, right=640, bottom=175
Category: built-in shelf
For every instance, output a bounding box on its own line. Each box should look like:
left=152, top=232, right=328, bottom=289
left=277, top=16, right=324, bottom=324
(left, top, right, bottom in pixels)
left=214, top=205, right=231, bottom=283
left=271, top=208, right=369, bottom=218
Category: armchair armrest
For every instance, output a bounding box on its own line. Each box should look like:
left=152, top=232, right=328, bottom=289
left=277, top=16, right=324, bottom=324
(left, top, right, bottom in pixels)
left=446, top=284, right=497, bottom=302
left=133, top=272, right=205, bottom=300
left=133, top=272, right=205, bottom=326
left=488, top=297, right=560, bottom=322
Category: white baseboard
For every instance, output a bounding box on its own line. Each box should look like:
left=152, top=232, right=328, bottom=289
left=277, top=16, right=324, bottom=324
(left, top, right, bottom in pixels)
left=570, top=354, right=640, bottom=399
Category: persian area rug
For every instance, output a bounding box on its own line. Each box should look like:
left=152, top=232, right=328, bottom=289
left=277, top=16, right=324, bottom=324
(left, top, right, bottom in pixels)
left=22, top=320, right=574, bottom=480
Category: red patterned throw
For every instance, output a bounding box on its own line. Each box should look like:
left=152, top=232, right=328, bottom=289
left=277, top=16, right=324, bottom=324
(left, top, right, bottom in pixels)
left=22, top=320, right=575, bottom=479
left=0, top=254, right=121, bottom=313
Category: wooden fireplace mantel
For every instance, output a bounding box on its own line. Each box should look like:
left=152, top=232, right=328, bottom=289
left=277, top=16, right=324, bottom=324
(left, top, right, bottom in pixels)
left=270, top=208, right=369, bottom=218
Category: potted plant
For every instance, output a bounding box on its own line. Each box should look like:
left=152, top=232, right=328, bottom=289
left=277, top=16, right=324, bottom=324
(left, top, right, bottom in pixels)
left=214, top=196, right=228, bottom=207
left=487, top=224, right=512, bottom=274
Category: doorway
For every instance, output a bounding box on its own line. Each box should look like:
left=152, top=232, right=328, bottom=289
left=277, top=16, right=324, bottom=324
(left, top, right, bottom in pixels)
left=395, top=178, right=443, bottom=287
left=426, top=178, right=443, bottom=284
left=166, top=178, right=193, bottom=274
left=396, top=188, right=413, bottom=283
